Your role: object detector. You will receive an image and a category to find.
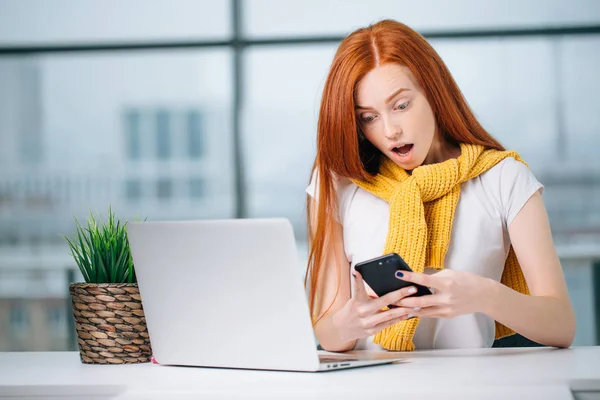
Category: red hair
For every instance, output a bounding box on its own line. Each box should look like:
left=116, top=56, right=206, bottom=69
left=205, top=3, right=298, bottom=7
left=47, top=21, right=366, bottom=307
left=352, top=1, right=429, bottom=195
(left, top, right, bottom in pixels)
left=305, top=19, right=505, bottom=324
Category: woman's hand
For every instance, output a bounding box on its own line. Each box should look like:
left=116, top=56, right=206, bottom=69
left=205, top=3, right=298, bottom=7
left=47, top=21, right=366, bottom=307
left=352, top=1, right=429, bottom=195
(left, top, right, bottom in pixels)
left=332, top=271, right=417, bottom=343
left=394, top=269, right=493, bottom=318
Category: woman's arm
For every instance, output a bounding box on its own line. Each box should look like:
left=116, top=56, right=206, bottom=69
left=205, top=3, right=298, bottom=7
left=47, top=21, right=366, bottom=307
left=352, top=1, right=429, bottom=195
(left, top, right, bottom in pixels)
left=483, top=190, right=576, bottom=347
left=396, top=190, right=576, bottom=348
left=309, top=199, right=415, bottom=351
left=309, top=199, right=357, bottom=352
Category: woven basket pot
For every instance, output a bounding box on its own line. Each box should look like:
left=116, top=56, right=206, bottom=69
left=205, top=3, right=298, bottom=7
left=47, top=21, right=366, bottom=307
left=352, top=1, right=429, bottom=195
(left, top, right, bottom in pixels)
left=69, top=283, right=152, bottom=364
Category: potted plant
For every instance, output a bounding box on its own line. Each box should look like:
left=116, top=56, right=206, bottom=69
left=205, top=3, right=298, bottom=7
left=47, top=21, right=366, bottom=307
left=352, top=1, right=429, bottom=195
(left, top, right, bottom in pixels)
left=62, top=207, right=152, bottom=364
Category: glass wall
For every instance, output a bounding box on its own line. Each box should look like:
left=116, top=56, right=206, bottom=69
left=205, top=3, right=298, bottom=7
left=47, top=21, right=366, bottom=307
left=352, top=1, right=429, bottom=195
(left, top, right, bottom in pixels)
left=1, top=0, right=599, bottom=350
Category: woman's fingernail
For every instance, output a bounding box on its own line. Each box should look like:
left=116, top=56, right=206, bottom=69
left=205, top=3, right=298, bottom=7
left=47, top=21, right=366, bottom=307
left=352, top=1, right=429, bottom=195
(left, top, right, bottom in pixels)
left=395, top=271, right=404, bottom=278
left=408, top=287, right=417, bottom=294
left=413, top=307, right=421, bottom=311
left=407, top=314, right=414, bottom=319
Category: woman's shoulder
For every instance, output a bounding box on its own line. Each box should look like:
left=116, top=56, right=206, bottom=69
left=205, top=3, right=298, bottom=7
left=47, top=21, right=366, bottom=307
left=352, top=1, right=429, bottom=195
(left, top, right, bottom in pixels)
left=305, top=169, right=360, bottom=224
left=477, top=157, right=539, bottom=188
left=305, top=169, right=358, bottom=200
left=477, top=156, right=524, bottom=178
left=473, top=156, right=544, bottom=225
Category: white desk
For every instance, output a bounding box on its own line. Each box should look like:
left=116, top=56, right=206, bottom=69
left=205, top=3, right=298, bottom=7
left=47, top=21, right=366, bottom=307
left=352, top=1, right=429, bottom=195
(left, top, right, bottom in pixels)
left=0, top=348, right=599, bottom=399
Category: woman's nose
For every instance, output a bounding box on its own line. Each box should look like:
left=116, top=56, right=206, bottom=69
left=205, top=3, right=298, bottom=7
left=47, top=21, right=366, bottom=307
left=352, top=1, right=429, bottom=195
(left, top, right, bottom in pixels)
left=383, top=117, right=401, bottom=140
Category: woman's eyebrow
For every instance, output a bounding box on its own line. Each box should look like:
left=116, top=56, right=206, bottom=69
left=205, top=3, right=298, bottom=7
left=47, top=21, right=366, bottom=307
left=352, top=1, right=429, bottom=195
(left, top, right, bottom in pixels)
left=355, top=88, right=410, bottom=110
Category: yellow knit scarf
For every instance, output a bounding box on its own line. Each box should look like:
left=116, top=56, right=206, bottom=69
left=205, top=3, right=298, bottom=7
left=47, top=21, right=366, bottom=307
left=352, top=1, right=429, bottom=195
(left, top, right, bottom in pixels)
left=351, top=142, right=530, bottom=351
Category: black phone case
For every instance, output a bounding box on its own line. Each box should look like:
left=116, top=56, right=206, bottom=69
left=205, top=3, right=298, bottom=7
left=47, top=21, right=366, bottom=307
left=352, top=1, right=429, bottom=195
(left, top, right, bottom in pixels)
left=354, top=253, right=432, bottom=299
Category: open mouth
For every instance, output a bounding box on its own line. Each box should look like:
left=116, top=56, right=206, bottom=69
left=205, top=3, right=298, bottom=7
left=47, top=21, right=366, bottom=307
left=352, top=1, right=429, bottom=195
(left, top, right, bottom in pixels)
left=392, top=144, right=414, bottom=157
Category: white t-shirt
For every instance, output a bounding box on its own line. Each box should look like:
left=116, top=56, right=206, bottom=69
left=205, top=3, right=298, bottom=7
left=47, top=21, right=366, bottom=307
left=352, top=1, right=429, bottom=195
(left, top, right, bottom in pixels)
left=306, top=157, right=544, bottom=350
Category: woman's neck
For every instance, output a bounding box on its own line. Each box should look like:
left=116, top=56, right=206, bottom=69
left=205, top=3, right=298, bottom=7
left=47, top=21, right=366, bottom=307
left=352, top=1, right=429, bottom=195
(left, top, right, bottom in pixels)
left=423, top=137, right=461, bottom=166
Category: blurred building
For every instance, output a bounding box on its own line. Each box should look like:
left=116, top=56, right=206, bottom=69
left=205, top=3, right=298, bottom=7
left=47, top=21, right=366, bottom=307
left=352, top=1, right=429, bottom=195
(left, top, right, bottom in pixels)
left=0, top=248, right=74, bottom=351
left=0, top=297, right=69, bottom=351
left=0, top=65, right=233, bottom=349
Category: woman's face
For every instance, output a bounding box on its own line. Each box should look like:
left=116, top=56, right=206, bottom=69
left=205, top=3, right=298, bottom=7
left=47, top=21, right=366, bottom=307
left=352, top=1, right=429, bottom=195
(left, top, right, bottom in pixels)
left=355, top=63, right=440, bottom=171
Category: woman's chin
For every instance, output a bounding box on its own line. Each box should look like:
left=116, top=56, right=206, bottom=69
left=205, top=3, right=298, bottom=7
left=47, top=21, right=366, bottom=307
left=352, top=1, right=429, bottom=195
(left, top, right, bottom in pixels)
left=389, top=150, right=420, bottom=170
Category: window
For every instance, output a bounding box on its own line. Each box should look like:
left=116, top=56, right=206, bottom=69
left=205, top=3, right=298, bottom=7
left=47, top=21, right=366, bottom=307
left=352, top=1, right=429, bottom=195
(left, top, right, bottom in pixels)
left=124, top=109, right=141, bottom=160
left=18, top=62, right=43, bottom=164
left=125, top=179, right=142, bottom=201
left=0, top=1, right=231, bottom=45
left=47, top=305, right=67, bottom=336
left=244, top=0, right=600, bottom=38
left=243, top=46, right=338, bottom=239
left=429, top=38, right=556, bottom=169
left=156, top=109, right=171, bottom=160
left=187, top=110, right=204, bottom=159
left=10, top=302, right=29, bottom=336
left=189, top=177, right=205, bottom=199
left=156, top=178, right=172, bottom=200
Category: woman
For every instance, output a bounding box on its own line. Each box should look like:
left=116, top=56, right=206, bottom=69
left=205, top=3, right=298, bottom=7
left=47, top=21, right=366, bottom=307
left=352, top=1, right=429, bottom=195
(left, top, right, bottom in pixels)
left=305, top=19, right=576, bottom=352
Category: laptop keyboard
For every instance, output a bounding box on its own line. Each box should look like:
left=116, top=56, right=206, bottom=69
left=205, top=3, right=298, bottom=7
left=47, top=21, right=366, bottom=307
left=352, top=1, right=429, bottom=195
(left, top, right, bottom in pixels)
left=319, top=354, right=360, bottom=363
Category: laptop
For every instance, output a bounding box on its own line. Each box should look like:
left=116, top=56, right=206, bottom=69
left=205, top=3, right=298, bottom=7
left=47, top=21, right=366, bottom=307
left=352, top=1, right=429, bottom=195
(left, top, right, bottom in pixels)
left=127, top=218, right=406, bottom=372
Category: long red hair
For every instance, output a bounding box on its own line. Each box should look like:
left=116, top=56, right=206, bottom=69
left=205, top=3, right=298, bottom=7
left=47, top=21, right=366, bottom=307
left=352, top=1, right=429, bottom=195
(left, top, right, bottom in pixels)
left=305, top=19, right=505, bottom=325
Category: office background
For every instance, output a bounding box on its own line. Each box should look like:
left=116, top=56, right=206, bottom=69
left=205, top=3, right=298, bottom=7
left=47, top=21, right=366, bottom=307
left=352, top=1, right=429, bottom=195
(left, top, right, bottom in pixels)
left=0, top=0, right=599, bottom=351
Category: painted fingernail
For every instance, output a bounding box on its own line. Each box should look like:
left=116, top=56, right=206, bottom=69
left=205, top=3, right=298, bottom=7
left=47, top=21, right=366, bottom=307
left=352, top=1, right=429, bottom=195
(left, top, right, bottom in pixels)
left=413, top=307, right=421, bottom=311
left=395, top=271, right=404, bottom=278
left=408, top=287, right=417, bottom=294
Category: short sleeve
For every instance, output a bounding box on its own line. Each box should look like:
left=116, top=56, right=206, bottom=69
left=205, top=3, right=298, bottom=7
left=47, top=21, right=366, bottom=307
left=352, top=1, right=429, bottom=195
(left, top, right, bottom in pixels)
left=305, top=168, right=319, bottom=199
left=499, top=158, right=544, bottom=227
left=306, top=169, right=352, bottom=223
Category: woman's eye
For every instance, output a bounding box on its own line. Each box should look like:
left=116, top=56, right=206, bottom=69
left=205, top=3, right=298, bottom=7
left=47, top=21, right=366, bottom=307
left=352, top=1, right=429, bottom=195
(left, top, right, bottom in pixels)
left=361, top=116, right=375, bottom=123
left=397, top=102, right=409, bottom=110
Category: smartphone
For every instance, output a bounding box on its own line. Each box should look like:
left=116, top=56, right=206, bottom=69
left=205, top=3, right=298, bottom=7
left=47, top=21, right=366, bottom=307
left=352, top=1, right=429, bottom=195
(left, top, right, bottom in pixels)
left=354, top=253, right=432, bottom=304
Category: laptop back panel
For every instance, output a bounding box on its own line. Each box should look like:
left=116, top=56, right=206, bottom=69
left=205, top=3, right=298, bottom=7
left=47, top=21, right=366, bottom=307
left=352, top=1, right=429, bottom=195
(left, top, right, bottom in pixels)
left=127, top=218, right=320, bottom=372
